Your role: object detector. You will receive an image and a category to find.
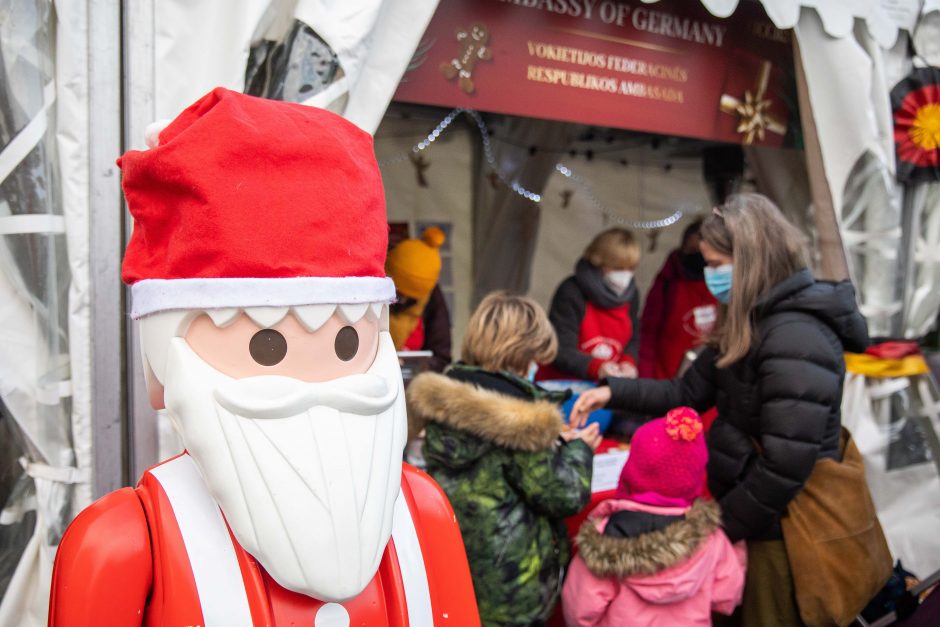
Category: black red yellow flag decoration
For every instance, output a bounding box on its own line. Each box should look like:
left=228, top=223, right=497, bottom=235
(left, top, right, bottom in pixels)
left=892, top=66, right=940, bottom=184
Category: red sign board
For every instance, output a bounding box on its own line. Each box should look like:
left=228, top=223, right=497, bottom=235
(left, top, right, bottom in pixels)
left=394, top=0, right=795, bottom=146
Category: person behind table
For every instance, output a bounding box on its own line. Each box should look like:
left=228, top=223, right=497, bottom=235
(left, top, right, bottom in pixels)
left=570, top=193, right=869, bottom=626
left=407, top=291, right=602, bottom=626
left=638, top=217, right=718, bottom=379
left=562, top=406, right=746, bottom=626
left=386, top=226, right=452, bottom=372
left=539, top=228, right=642, bottom=383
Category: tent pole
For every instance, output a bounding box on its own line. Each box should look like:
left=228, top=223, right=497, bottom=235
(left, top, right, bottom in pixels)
left=793, top=35, right=850, bottom=282
left=88, top=0, right=128, bottom=496
left=123, top=0, right=160, bottom=480
left=897, top=183, right=924, bottom=338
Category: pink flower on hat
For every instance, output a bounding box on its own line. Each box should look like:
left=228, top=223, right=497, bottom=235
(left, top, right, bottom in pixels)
left=665, top=407, right=703, bottom=442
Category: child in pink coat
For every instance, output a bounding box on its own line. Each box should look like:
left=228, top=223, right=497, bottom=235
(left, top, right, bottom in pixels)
left=562, top=407, right=745, bottom=626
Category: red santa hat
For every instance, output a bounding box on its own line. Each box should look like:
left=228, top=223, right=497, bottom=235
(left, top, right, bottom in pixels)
left=119, top=87, right=395, bottom=319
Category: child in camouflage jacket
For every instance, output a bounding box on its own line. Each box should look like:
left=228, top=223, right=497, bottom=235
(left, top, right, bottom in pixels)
left=408, top=292, right=600, bottom=626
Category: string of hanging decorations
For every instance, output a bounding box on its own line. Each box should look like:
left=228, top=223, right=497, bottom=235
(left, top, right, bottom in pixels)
left=378, top=107, right=684, bottom=230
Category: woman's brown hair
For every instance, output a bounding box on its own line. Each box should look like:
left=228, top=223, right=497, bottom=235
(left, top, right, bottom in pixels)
left=461, top=291, right=558, bottom=374
left=701, top=193, right=808, bottom=367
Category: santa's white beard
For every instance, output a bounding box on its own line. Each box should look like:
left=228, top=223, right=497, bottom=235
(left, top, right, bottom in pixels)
left=162, top=334, right=407, bottom=601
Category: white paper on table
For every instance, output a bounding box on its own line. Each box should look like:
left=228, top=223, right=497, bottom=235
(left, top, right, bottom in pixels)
left=591, top=449, right=630, bottom=493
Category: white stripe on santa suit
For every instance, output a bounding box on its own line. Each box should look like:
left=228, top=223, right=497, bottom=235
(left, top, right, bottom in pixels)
left=391, top=488, right=434, bottom=625
left=149, top=455, right=254, bottom=626
left=154, top=453, right=435, bottom=626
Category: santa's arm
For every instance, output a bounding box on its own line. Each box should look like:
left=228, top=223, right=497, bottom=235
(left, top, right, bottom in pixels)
left=49, top=488, right=153, bottom=627
left=401, top=465, right=481, bottom=626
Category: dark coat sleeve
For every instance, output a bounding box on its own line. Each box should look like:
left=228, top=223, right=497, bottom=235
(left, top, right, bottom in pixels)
left=638, top=269, right=668, bottom=378
left=718, top=317, right=843, bottom=542
left=606, top=347, right=718, bottom=416
left=622, top=285, right=641, bottom=364
left=421, top=285, right=452, bottom=373
left=548, top=278, right=592, bottom=379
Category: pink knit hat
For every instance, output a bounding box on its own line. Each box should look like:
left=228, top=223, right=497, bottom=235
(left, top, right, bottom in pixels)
left=615, top=407, right=708, bottom=507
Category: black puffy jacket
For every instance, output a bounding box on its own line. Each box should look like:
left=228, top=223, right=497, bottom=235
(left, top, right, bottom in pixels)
left=606, top=270, right=869, bottom=542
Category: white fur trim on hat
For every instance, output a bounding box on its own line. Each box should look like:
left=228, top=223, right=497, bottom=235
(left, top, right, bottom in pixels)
left=130, top=276, right=396, bottom=319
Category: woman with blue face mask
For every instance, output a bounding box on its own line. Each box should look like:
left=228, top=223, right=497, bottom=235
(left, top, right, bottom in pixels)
left=569, top=193, right=870, bottom=627
left=704, top=262, right=733, bottom=304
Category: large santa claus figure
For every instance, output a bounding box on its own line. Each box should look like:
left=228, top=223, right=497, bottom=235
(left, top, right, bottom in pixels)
left=48, top=88, right=479, bottom=627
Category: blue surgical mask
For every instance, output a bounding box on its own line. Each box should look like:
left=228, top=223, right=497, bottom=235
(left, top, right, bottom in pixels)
left=704, top=264, right=733, bottom=304
left=526, top=361, right=539, bottom=382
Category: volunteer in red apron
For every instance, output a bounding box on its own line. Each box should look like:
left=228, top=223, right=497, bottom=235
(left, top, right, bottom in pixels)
left=49, top=89, right=479, bottom=627
left=539, top=228, right=642, bottom=383
left=638, top=218, right=718, bottom=379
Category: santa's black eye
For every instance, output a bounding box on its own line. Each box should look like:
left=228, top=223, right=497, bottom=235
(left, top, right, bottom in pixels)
left=249, top=329, right=287, bottom=366
left=335, top=326, right=359, bottom=361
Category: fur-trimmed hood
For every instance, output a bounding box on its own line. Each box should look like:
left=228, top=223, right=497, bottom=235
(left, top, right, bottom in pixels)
left=407, top=372, right=564, bottom=453
left=562, top=499, right=746, bottom=622
left=576, top=499, right=721, bottom=582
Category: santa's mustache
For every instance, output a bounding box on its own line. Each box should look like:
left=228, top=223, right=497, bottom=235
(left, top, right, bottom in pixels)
left=213, top=372, right=398, bottom=420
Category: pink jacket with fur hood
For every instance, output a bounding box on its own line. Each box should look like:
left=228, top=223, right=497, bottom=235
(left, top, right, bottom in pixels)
left=562, top=498, right=745, bottom=627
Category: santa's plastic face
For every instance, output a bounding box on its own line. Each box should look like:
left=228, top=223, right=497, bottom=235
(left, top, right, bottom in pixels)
left=140, top=303, right=407, bottom=602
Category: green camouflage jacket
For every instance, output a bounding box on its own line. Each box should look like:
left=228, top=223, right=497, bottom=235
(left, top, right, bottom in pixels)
left=407, top=366, right=593, bottom=626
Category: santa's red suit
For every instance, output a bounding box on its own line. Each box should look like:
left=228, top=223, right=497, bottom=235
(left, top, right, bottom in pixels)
left=49, top=454, right=476, bottom=626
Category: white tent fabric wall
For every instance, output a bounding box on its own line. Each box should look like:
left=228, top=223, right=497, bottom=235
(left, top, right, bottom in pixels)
left=54, top=0, right=91, bottom=521
left=906, top=184, right=940, bottom=338
left=793, top=8, right=904, bottom=337
left=153, top=0, right=272, bottom=119
left=0, top=0, right=91, bottom=624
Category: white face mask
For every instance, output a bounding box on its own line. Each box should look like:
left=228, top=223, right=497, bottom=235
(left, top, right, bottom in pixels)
left=163, top=334, right=407, bottom=602
left=603, top=270, right=634, bottom=295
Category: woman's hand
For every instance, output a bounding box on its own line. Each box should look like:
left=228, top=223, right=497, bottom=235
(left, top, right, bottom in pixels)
left=569, top=386, right=611, bottom=428
left=618, top=362, right=638, bottom=379
left=597, top=362, right=623, bottom=379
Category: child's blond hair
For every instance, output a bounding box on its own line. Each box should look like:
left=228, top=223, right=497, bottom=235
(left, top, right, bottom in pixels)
left=461, top=291, right=557, bottom=374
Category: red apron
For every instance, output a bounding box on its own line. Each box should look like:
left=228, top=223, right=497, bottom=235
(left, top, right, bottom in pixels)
left=651, top=282, right=717, bottom=379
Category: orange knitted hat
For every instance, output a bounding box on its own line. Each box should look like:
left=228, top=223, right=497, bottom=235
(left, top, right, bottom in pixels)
left=385, top=227, right=446, bottom=300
